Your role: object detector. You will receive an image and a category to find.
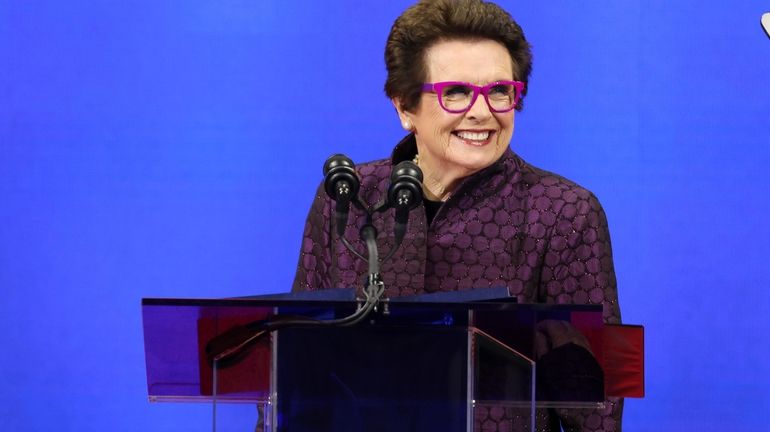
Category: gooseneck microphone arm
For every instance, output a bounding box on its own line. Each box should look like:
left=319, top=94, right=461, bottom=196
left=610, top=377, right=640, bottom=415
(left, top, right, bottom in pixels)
left=360, top=223, right=383, bottom=292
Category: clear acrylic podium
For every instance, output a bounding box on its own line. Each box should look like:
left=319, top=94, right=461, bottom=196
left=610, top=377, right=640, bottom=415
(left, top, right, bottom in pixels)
left=142, top=289, right=643, bottom=431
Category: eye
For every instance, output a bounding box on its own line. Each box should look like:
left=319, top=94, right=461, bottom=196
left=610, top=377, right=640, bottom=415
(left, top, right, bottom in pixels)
left=489, top=84, right=513, bottom=96
left=442, top=85, right=472, bottom=100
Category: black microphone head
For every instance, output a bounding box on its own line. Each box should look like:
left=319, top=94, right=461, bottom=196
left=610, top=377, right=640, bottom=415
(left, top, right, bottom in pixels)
left=388, top=160, right=423, bottom=210
left=390, top=160, right=423, bottom=183
left=323, top=154, right=354, bottom=176
left=323, top=154, right=360, bottom=200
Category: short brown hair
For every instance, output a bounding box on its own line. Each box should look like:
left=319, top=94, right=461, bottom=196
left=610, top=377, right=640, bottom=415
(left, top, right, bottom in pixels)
left=385, top=0, right=532, bottom=112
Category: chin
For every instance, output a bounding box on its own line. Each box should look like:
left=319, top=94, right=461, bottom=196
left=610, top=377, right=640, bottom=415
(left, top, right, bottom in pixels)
left=455, top=147, right=501, bottom=170
left=452, top=156, right=496, bottom=174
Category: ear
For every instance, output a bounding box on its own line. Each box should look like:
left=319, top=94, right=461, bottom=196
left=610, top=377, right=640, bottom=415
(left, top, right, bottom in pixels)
left=392, top=97, right=414, bottom=132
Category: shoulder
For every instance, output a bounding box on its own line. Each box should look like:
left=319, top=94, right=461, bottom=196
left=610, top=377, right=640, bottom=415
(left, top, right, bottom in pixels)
left=502, top=151, right=605, bottom=218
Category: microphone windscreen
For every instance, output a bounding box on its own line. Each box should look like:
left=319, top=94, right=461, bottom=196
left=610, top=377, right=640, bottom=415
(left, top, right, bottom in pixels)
left=390, top=160, right=423, bottom=183
left=323, top=154, right=359, bottom=201
left=323, top=154, right=354, bottom=176
left=388, top=161, right=423, bottom=211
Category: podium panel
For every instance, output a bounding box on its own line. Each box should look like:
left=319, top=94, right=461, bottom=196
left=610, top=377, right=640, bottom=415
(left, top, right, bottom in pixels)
left=275, top=325, right=470, bottom=431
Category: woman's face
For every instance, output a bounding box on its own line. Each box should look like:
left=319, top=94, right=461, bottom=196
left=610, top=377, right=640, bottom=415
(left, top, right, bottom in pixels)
left=395, top=39, right=515, bottom=181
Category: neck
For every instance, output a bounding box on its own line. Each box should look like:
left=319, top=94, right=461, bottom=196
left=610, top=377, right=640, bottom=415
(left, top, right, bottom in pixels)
left=422, top=177, right=452, bottom=201
left=414, top=154, right=468, bottom=202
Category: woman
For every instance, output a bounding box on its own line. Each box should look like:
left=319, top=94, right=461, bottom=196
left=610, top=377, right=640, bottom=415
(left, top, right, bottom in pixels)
left=293, top=0, right=622, bottom=430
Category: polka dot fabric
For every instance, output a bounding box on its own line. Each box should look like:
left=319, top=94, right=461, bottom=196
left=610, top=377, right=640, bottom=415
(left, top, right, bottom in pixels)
left=292, top=134, right=623, bottom=431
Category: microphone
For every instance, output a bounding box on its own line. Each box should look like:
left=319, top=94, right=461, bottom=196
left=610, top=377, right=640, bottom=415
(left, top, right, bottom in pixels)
left=388, top=160, right=423, bottom=246
left=763, top=13, right=770, bottom=39
left=323, top=154, right=360, bottom=237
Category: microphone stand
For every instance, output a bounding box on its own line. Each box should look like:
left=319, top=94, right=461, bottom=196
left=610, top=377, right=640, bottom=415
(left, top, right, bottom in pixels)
left=340, top=159, right=422, bottom=314
left=205, top=158, right=421, bottom=366
left=360, top=222, right=386, bottom=313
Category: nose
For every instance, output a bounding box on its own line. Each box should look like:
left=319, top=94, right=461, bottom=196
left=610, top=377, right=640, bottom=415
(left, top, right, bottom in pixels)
left=465, top=92, right=493, bottom=121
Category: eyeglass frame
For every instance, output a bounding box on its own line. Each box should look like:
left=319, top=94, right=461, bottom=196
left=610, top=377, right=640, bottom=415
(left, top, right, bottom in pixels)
left=421, top=80, right=525, bottom=114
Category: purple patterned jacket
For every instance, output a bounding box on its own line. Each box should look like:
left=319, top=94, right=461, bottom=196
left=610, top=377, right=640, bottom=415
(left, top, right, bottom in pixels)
left=292, top=134, right=622, bottom=432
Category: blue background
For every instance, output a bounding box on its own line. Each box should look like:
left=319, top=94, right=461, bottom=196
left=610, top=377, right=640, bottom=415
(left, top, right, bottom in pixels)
left=2, top=1, right=769, bottom=430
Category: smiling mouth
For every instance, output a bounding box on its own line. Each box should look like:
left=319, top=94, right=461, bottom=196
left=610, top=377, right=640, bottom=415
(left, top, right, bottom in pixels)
left=452, top=130, right=493, bottom=146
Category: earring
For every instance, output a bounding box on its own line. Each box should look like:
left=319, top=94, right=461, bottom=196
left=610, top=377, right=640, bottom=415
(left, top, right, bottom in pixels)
left=402, top=119, right=412, bottom=131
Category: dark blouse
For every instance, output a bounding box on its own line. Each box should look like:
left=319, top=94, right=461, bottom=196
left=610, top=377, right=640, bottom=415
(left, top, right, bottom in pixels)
left=423, top=197, right=443, bottom=225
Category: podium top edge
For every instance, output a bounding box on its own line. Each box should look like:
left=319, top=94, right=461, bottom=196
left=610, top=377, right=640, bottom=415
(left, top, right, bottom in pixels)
left=140, top=297, right=602, bottom=312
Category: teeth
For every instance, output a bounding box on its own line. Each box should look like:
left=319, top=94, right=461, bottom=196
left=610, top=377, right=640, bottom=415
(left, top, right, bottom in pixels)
left=456, top=131, right=490, bottom=141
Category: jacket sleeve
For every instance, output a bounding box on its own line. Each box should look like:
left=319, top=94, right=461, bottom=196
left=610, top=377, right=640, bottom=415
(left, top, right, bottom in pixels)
left=291, top=182, right=334, bottom=292
left=541, top=190, right=623, bottom=431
